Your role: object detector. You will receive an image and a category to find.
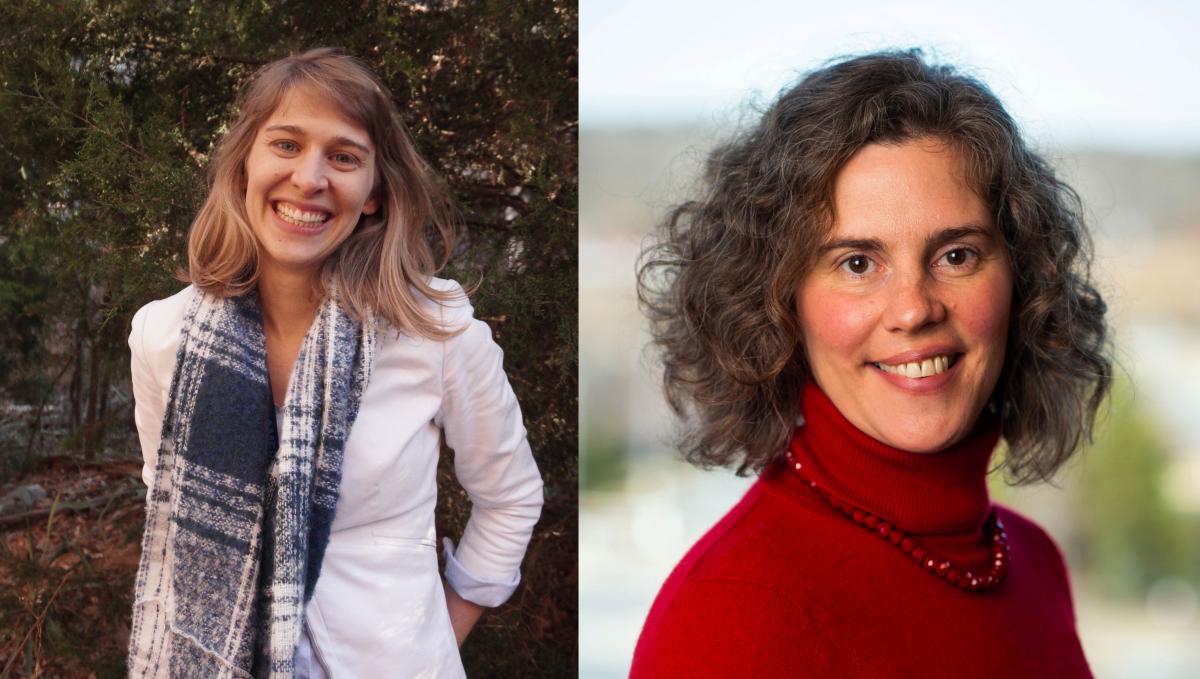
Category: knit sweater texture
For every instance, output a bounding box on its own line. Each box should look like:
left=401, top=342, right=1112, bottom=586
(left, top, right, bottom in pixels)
left=630, top=381, right=1092, bottom=678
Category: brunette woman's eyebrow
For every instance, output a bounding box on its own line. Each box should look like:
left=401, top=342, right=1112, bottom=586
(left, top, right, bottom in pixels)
left=817, top=237, right=884, bottom=257
left=263, top=124, right=372, bottom=156
left=926, top=224, right=994, bottom=250
left=818, top=223, right=994, bottom=257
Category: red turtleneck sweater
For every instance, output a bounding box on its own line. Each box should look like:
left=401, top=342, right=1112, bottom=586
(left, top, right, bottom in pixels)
left=630, top=382, right=1092, bottom=678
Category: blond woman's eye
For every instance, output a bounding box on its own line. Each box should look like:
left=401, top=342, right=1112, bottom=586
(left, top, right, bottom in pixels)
left=273, top=140, right=299, bottom=153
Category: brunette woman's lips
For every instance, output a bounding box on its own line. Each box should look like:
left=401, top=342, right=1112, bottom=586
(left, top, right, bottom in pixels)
left=270, top=200, right=333, bottom=235
left=868, top=352, right=963, bottom=394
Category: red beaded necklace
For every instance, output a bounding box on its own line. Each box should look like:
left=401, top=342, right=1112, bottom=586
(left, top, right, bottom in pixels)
left=785, top=449, right=1009, bottom=592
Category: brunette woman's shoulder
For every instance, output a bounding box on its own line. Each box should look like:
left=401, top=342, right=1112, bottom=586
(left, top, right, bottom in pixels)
left=671, top=463, right=840, bottom=591
left=993, top=505, right=1078, bottom=604
left=630, top=570, right=831, bottom=677
left=630, top=477, right=834, bottom=677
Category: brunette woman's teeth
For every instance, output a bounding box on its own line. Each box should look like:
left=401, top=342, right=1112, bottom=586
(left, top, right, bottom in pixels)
left=873, top=355, right=953, bottom=378
left=274, top=201, right=331, bottom=226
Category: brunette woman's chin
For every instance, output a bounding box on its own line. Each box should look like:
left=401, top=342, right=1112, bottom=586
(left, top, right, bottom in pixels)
left=855, top=359, right=992, bottom=454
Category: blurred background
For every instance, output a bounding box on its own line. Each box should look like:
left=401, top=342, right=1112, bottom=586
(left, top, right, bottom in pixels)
left=580, top=1, right=1200, bottom=677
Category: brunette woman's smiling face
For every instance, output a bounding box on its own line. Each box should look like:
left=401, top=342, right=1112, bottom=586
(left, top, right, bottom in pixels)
left=796, top=138, right=1013, bottom=453
left=243, top=87, right=379, bottom=277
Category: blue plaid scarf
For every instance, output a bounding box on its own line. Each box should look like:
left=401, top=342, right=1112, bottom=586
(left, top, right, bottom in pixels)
left=128, top=288, right=375, bottom=678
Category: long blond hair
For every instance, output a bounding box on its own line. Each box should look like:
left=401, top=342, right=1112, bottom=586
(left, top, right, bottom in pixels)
left=186, top=47, right=460, bottom=339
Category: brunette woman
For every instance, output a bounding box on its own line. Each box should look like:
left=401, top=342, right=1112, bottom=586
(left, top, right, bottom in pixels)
left=632, top=50, right=1109, bottom=677
left=127, top=48, right=542, bottom=678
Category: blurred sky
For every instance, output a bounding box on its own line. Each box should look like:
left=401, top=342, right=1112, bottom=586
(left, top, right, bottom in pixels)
left=581, top=0, right=1200, bottom=152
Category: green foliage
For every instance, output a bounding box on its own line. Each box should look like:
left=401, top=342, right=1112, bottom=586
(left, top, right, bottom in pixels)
left=1, top=0, right=577, bottom=674
left=1073, top=377, right=1200, bottom=598
left=581, top=431, right=627, bottom=492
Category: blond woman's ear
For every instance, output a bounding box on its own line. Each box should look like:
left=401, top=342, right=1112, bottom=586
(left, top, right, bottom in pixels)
left=362, top=195, right=380, bottom=215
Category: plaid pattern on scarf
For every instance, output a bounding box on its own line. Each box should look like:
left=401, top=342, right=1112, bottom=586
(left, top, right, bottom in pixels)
left=128, top=288, right=375, bottom=678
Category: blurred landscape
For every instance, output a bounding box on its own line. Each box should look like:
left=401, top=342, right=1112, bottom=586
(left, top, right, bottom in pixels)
left=579, top=125, right=1200, bottom=678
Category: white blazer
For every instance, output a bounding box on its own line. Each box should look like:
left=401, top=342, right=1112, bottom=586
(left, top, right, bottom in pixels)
left=129, top=279, right=544, bottom=678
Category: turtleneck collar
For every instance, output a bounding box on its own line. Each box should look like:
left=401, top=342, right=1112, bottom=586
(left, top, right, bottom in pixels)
left=783, top=380, right=1002, bottom=536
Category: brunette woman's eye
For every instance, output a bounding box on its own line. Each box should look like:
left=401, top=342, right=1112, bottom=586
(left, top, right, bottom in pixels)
left=331, top=152, right=360, bottom=167
left=841, top=254, right=873, bottom=276
left=939, top=247, right=978, bottom=269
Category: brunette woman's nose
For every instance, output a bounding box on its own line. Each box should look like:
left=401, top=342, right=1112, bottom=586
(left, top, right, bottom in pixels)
left=291, top=154, right=329, bottom=194
left=883, top=272, right=947, bottom=333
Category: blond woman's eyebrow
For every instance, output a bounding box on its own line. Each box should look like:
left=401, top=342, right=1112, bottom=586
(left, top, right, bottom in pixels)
left=263, top=124, right=372, bottom=156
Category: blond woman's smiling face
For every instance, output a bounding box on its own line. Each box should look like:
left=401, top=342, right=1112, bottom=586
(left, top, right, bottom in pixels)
left=796, top=138, right=1013, bottom=453
left=243, top=87, right=379, bottom=278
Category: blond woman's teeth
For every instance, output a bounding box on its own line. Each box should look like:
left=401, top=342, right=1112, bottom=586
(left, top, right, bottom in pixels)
left=874, top=355, right=953, bottom=378
left=274, top=201, right=330, bottom=225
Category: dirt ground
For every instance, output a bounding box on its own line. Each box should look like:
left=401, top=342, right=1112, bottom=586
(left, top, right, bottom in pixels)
left=1, top=455, right=145, bottom=678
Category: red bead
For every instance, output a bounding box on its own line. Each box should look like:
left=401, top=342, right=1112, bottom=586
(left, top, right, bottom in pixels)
left=783, top=460, right=1010, bottom=594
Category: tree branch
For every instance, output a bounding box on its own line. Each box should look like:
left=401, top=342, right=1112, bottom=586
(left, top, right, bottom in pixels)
left=0, top=89, right=151, bottom=162
left=0, top=487, right=140, bottom=528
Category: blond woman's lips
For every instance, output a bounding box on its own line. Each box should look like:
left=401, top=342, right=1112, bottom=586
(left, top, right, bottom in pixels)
left=272, top=199, right=332, bottom=226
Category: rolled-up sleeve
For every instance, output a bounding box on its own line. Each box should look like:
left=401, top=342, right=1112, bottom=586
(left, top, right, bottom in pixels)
left=129, top=302, right=165, bottom=489
left=436, top=285, right=544, bottom=607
